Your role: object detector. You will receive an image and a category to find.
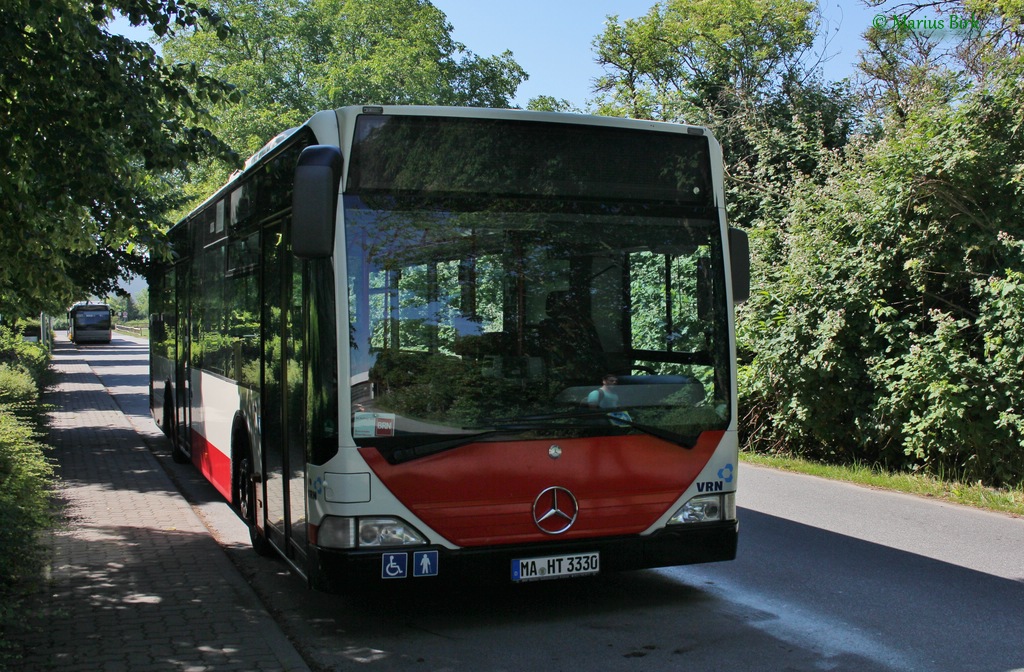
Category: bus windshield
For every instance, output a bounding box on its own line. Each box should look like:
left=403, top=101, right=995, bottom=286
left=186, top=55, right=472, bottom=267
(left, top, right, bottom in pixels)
left=345, top=115, right=730, bottom=451
left=74, top=308, right=111, bottom=330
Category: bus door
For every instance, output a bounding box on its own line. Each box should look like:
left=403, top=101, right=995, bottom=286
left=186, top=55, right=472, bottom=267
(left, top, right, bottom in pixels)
left=173, top=266, right=192, bottom=453
left=261, top=217, right=309, bottom=568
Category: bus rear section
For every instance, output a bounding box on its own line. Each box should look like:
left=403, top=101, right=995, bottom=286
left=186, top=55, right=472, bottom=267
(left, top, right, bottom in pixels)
left=68, top=303, right=112, bottom=344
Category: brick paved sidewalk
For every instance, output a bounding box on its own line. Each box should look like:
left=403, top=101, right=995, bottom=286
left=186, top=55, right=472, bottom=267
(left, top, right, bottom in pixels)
left=21, top=343, right=309, bottom=672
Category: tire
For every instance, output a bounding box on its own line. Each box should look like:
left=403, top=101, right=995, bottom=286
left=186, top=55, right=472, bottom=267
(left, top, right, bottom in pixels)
left=236, top=452, right=274, bottom=557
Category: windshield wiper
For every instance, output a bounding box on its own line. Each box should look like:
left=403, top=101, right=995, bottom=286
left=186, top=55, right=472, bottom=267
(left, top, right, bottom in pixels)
left=511, top=410, right=699, bottom=449
left=382, top=413, right=697, bottom=465
left=383, top=422, right=570, bottom=465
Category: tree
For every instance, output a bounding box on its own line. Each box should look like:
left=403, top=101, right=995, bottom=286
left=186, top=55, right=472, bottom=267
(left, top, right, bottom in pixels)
left=526, top=96, right=582, bottom=113
left=592, top=8, right=686, bottom=121
left=592, top=0, right=819, bottom=123
left=0, top=0, right=237, bottom=315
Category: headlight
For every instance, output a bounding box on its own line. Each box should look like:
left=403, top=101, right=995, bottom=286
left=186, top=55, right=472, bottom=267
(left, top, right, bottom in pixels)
left=316, top=516, right=426, bottom=549
left=357, top=517, right=426, bottom=547
left=668, top=492, right=736, bottom=524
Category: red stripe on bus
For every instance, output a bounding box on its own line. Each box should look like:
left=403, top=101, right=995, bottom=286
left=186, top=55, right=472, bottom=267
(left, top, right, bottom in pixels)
left=360, top=431, right=724, bottom=547
left=190, top=430, right=233, bottom=502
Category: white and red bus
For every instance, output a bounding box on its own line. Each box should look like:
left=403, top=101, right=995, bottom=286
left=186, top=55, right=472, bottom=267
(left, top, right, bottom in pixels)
left=149, top=106, right=749, bottom=590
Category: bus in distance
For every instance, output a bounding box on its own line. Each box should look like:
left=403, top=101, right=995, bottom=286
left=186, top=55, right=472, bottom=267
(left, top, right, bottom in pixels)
left=148, top=106, right=749, bottom=590
left=68, top=302, right=113, bottom=344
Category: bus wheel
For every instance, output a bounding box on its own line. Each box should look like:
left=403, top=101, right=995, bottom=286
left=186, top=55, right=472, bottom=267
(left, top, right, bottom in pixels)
left=237, top=453, right=273, bottom=557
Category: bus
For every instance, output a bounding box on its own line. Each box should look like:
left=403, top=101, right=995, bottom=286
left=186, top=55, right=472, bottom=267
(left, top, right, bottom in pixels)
left=68, top=302, right=113, bottom=344
left=149, top=105, right=749, bottom=590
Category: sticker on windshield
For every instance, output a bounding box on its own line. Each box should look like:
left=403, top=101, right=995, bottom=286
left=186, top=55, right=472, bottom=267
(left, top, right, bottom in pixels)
left=608, top=411, right=632, bottom=427
left=354, top=412, right=396, bottom=438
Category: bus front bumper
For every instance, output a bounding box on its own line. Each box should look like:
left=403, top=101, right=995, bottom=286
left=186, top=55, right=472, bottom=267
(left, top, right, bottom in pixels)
left=308, top=521, right=737, bottom=592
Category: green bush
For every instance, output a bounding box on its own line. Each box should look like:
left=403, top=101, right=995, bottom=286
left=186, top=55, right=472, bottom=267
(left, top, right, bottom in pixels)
left=739, top=72, right=1024, bottom=487
left=0, top=365, right=39, bottom=423
left=0, top=325, right=50, bottom=390
left=0, top=328, right=52, bottom=666
left=0, top=410, right=53, bottom=665
left=0, top=365, right=37, bottom=405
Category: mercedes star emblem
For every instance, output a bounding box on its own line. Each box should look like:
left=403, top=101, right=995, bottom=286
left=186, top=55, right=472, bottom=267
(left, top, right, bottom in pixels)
left=532, top=486, right=579, bottom=535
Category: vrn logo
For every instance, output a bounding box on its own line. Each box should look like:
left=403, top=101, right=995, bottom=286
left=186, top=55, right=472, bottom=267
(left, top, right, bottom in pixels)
left=696, top=463, right=734, bottom=493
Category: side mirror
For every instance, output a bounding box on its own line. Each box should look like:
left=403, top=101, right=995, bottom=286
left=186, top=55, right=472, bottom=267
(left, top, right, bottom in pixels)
left=728, top=228, right=750, bottom=303
left=292, top=145, right=344, bottom=259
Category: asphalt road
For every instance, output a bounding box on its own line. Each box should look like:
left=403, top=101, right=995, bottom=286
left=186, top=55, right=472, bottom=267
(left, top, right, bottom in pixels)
left=87, top=334, right=1024, bottom=672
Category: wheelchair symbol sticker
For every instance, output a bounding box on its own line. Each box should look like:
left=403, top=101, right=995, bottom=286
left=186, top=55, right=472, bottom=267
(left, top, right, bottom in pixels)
left=382, top=553, right=408, bottom=579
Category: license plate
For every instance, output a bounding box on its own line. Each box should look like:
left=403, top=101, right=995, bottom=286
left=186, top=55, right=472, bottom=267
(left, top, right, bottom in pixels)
left=511, top=552, right=600, bottom=582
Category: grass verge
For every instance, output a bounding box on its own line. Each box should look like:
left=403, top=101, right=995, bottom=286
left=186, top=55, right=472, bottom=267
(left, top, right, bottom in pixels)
left=740, top=451, right=1024, bottom=517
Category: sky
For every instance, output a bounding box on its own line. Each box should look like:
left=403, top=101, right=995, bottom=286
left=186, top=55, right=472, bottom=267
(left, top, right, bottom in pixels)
left=112, top=0, right=880, bottom=110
